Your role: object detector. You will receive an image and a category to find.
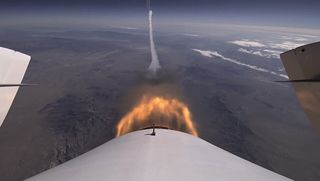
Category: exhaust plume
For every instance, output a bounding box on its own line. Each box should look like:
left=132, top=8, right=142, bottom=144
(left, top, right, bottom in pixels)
left=147, top=1, right=161, bottom=75
left=116, top=95, right=198, bottom=137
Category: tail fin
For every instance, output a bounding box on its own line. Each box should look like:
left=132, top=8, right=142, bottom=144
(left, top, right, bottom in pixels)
left=280, top=42, right=320, bottom=133
left=0, top=47, right=31, bottom=127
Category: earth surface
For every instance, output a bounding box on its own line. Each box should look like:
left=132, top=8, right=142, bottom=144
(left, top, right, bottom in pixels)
left=0, top=25, right=320, bottom=181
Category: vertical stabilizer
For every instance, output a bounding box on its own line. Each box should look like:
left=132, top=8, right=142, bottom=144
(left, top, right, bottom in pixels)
left=0, top=47, right=31, bottom=126
left=280, top=42, right=320, bottom=133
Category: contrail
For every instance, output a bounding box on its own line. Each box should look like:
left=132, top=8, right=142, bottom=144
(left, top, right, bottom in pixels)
left=147, top=0, right=161, bottom=75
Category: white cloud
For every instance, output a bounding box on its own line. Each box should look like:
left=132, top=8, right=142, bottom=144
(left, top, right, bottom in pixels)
left=269, top=41, right=305, bottom=50
left=281, top=36, right=309, bottom=42
left=300, top=34, right=319, bottom=38
left=263, top=49, right=283, bottom=54
left=230, top=38, right=307, bottom=51
left=183, top=33, right=200, bottom=37
left=238, top=48, right=281, bottom=59
left=192, top=49, right=218, bottom=58
left=294, top=37, right=309, bottom=41
left=192, top=49, right=288, bottom=79
left=238, top=48, right=265, bottom=57
left=229, top=39, right=266, bottom=48
left=114, top=26, right=138, bottom=30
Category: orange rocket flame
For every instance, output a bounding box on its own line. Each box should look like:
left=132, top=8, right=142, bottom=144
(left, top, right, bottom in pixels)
left=116, top=96, right=198, bottom=137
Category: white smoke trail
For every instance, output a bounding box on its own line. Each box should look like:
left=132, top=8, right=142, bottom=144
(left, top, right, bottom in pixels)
left=148, top=10, right=161, bottom=74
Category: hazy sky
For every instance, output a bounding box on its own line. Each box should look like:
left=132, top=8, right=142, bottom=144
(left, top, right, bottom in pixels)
left=0, top=0, right=319, bottom=29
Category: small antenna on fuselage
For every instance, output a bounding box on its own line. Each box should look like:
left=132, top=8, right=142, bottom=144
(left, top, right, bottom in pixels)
left=150, top=122, right=156, bottom=136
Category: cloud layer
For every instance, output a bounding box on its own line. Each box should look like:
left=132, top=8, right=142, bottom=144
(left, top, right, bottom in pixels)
left=229, top=40, right=266, bottom=47
left=183, top=33, right=200, bottom=37
left=269, top=41, right=305, bottom=50
left=229, top=36, right=315, bottom=59
left=238, top=48, right=281, bottom=59
left=192, top=49, right=288, bottom=79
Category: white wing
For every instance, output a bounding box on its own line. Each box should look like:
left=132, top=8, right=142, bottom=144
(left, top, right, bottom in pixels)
left=26, top=129, right=292, bottom=181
